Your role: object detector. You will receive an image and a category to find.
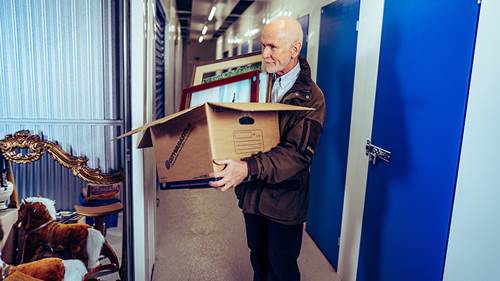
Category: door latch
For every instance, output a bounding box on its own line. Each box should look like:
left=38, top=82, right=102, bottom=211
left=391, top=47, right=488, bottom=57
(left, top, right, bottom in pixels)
left=366, top=140, right=391, bottom=165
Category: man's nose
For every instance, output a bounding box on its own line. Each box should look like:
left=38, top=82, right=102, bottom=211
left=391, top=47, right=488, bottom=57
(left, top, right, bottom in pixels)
left=262, top=46, right=271, bottom=58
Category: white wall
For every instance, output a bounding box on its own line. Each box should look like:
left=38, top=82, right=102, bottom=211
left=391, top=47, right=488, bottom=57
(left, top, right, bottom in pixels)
left=163, top=0, right=184, bottom=115
left=129, top=0, right=148, bottom=279
left=443, top=0, right=500, bottom=280
left=338, top=1, right=385, bottom=281
left=130, top=0, right=181, bottom=280
left=174, top=25, right=183, bottom=111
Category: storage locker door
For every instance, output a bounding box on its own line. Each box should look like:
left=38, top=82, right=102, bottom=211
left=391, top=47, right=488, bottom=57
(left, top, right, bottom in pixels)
left=306, top=0, right=360, bottom=269
left=356, top=1, right=480, bottom=281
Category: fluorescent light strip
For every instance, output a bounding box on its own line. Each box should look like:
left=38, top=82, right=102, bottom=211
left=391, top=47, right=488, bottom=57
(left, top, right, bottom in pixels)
left=208, top=6, right=216, bottom=21
left=198, top=36, right=204, bottom=43
left=202, top=25, right=208, bottom=35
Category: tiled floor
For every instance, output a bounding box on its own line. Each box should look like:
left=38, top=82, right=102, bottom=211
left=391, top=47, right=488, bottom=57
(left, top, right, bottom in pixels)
left=153, top=188, right=341, bottom=281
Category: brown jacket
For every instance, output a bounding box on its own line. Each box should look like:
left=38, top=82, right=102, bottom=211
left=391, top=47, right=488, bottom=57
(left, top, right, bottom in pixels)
left=236, top=57, right=326, bottom=225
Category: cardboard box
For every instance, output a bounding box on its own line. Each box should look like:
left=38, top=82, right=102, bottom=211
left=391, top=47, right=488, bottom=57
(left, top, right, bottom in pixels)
left=117, top=102, right=313, bottom=189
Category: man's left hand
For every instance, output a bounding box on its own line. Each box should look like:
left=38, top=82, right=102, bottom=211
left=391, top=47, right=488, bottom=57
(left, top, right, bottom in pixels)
left=209, top=160, right=248, bottom=192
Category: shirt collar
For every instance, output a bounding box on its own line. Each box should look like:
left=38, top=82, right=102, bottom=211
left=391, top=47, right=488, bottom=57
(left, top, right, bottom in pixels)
left=275, top=60, right=301, bottom=87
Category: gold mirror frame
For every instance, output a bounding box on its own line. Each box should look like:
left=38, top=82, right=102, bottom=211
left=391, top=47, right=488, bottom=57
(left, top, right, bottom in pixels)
left=0, top=130, right=122, bottom=185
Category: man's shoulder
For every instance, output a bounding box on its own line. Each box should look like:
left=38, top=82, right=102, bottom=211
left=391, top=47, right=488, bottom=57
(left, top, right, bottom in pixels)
left=310, top=80, right=324, bottom=95
left=309, top=81, right=325, bottom=106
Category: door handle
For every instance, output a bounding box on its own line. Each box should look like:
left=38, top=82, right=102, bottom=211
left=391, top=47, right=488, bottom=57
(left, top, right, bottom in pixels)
left=366, top=140, right=391, bottom=165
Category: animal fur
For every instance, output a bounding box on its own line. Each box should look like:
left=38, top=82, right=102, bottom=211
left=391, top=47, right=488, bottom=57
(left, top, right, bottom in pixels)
left=63, top=259, right=88, bottom=281
left=6, top=258, right=65, bottom=281
left=16, top=198, right=105, bottom=270
left=86, top=228, right=105, bottom=269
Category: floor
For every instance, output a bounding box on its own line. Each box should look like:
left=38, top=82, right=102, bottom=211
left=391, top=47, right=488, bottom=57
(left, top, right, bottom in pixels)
left=100, top=213, right=122, bottom=281
left=153, top=188, right=341, bottom=281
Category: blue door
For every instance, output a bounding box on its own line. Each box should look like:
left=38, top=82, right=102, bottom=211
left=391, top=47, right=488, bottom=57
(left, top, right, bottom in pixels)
left=307, top=0, right=360, bottom=269
left=357, top=1, right=480, bottom=281
left=241, top=42, right=249, bottom=54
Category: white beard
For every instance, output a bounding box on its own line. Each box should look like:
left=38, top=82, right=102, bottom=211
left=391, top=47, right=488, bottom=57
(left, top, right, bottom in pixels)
left=266, top=56, right=292, bottom=74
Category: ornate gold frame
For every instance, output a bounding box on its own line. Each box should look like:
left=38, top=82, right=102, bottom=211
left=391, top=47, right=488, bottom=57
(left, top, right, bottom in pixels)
left=0, top=130, right=123, bottom=207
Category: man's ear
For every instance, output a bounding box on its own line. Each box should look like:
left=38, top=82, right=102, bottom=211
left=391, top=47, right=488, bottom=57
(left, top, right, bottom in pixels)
left=290, top=41, right=302, bottom=58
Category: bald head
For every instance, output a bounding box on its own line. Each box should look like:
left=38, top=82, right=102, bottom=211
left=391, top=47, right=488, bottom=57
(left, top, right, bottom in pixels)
left=260, top=16, right=303, bottom=75
left=263, top=16, right=303, bottom=49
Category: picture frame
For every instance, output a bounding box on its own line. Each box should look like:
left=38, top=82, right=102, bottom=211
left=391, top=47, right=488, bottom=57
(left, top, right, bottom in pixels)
left=180, top=70, right=262, bottom=110
left=190, top=51, right=272, bottom=104
left=191, top=51, right=264, bottom=86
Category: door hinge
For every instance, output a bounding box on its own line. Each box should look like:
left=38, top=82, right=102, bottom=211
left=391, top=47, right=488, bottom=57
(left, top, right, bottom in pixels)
left=356, top=20, right=359, bottom=32
left=477, top=0, right=482, bottom=5
left=366, top=140, right=392, bottom=165
left=338, top=236, right=341, bottom=246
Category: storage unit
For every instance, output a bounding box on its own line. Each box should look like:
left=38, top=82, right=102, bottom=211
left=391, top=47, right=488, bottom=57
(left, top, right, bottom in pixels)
left=307, top=0, right=360, bottom=270
left=356, top=1, right=480, bottom=281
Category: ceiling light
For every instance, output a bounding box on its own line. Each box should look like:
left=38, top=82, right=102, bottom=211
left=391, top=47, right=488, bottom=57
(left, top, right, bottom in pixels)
left=244, top=28, right=260, bottom=37
left=208, top=6, right=217, bottom=21
left=202, top=25, right=208, bottom=35
left=198, top=36, right=204, bottom=43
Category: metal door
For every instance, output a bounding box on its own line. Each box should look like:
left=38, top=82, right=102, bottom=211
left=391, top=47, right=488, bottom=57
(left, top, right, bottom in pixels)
left=357, top=1, right=480, bottom=281
left=307, top=0, right=360, bottom=269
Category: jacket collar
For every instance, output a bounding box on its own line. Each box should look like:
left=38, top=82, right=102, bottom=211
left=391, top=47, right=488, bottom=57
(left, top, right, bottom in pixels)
left=281, top=56, right=313, bottom=103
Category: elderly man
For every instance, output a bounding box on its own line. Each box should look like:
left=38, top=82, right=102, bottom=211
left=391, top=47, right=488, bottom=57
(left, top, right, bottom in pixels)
left=209, top=16, right=325, bottom=281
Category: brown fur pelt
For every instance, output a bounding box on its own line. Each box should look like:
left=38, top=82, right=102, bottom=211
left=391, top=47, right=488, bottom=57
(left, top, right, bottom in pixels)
left=4, top=271, right=44, bottom=281
left=16, top=201, right=90, bottom=266
left=6, top=258, right=65, bottom=281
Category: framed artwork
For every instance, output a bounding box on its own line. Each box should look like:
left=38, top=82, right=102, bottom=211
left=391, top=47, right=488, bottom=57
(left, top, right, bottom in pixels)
left=189, top=51, right=271, bottom=104
left=191, top=51, right=265, bottom=85
left=180, top=70, right=262, bottom=110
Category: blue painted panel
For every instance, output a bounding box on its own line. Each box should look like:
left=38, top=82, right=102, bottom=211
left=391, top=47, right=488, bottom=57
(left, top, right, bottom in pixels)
left=357, top=1, right=480, bottom=281
left=306, top=0, right=360, bottom=269
left=252, top=38, right=261, bottom=52
left=297, top=14, right=309, bottom=58
left=242, top=42, right=249, bottom=54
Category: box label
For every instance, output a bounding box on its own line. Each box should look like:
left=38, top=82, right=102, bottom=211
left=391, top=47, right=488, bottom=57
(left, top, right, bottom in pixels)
left=165, top=123, right=192, bottom=169
left=233, top=129, right=264, bottom=154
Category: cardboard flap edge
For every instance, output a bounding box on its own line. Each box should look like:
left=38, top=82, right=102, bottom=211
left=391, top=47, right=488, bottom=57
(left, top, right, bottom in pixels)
left=115, top=104, right=205, bottom=140
left=207, top=102, right=315, bottom=112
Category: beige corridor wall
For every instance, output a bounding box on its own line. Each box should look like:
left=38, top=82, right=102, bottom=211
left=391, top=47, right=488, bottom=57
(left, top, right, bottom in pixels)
left=216, top=0, right=337, bottom=82
left=130, top=0, right=182, bottom=280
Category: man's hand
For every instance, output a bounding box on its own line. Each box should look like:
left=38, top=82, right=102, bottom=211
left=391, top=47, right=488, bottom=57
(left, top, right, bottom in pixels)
left=209, top=159, right=248, bottom=192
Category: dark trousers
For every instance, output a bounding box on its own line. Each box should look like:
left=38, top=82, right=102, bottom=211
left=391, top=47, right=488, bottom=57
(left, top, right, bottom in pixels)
left=243, top=213, right=304, bottom=281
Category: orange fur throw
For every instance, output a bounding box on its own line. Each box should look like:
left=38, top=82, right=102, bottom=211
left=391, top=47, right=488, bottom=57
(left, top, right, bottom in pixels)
left=6, top=258, right=64, bottom=281
left=5, top=271, right=44, bottom=281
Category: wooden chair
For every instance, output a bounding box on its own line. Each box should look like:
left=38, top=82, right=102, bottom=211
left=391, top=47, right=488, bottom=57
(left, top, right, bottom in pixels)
left=0, top=130, right=124, bottom=280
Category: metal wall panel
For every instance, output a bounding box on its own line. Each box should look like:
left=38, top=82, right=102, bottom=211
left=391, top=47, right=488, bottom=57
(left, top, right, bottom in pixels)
left=0, top=0, right=121, bottom=211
